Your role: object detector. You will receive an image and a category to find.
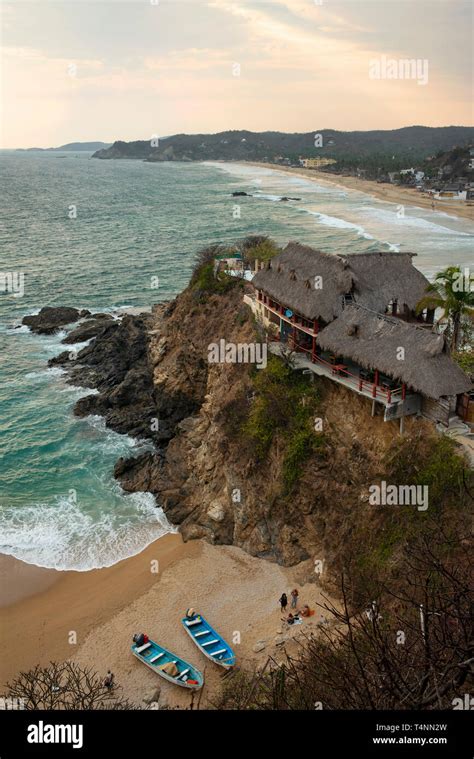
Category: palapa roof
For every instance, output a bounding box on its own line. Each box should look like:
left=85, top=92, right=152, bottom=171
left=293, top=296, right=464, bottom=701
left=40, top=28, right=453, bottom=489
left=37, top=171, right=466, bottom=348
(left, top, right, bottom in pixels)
left=317, top=304, right=472, bottom=399
left=252, top=243, right=430, bottom=322
left=342, top=251, right=430, bottom=314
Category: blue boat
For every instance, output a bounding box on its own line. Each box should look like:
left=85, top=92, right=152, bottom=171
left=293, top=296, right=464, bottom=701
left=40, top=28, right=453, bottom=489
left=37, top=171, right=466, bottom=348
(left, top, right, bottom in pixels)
left=131, top=635, right=204, bottom=689
left=181, top=611, right=236, bottom=669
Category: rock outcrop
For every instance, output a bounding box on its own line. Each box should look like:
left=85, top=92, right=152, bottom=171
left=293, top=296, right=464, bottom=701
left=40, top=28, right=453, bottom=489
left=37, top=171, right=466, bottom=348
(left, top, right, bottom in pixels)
left=23, top=307, right=90, bottom=334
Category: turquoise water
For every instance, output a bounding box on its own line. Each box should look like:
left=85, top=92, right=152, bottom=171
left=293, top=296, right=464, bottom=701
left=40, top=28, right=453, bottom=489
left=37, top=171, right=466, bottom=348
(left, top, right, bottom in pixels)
left=1, top=151, right=473, bottom=569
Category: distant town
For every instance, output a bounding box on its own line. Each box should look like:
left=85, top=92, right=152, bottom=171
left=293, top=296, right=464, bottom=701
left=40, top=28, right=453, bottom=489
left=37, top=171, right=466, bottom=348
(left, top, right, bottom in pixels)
left=270, top=145, right=474, bottom=202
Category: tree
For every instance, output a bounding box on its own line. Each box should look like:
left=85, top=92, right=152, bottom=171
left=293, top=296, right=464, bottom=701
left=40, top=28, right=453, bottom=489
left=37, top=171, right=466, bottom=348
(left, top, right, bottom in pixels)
left=416, top=266, right=474, bottom=351
left=238, top=235, right=280, bottom=264
left=6, top=662, right=138, bottom=710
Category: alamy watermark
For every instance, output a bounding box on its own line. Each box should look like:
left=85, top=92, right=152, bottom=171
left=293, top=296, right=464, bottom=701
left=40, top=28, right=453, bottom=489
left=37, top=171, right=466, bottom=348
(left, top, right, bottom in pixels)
left=369, top=480, right=428, bottom=511
left=0, top=696, right=25, bottom=709
left=369, top=56, right=429, bottom=86
left=452, top=694, right=473, bottom=710
left=0, top=271, right=25, bottom=297
left=208, top=339, right=267, bottom=369
left=452, top=267, right=473, bottom=293
left=27, top=721, right=83, bottom=749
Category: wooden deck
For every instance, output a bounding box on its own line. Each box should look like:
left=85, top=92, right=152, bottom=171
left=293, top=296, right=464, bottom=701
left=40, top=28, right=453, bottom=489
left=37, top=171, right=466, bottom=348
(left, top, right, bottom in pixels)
left=268, top=342, right=418, bottom=411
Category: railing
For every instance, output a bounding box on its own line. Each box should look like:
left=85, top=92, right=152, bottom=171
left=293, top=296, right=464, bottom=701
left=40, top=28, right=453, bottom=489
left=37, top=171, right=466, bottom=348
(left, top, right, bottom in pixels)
left=269, top=334, right=403, bottom=404
left=257, top=294, right=317, bottom=337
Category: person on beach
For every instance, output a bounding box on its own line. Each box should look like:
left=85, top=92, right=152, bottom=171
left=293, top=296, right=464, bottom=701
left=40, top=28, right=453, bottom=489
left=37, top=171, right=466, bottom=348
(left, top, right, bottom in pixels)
left=300, top=605, right=314, bottom=617
left=290, top=588, right=299, bottom=609
left=283, top=613, right=300, bottom=625
left=103, top=670, right=115, bottom=690
left=279, top=593, right=288, bottom=612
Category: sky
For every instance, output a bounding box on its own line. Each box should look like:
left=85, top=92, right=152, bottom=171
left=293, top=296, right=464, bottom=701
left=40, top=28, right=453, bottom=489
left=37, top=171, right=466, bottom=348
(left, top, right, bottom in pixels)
left=0, top=0, right=472, bottom=148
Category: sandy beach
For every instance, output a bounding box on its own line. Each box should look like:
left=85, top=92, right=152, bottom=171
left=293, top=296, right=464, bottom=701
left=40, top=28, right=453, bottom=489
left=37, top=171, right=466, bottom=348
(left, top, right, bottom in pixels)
left=0, top=536, right=328, bottom=709
left=242, top=162, right=474, bottom=222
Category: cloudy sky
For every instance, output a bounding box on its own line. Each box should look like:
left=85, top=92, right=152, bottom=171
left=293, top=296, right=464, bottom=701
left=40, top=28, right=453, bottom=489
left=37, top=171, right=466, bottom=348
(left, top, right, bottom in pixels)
left=1, top=0, right=472, bottom=148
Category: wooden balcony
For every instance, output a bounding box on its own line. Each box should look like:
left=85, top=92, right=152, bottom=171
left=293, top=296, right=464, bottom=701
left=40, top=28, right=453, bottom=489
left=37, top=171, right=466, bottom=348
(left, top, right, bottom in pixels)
left=268, top=338, right=413, bottom=409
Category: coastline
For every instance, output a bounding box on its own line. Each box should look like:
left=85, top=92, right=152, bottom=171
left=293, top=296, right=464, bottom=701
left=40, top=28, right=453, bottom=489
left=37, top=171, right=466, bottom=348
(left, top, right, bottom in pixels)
left=0, top=536, right=328, bottom=709
left=239, top=161, right=474, bottom=222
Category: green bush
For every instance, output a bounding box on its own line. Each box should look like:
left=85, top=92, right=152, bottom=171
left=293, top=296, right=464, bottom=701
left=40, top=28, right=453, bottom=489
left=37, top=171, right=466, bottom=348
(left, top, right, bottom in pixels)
left=244, top=239, right=280, bottom=264
left=191, top=261, right=240, bottom=300
left=384, top=434, right=467, bottom=509
left=241, top=356, right=325, bottom=489
left=414, top=436, right=467, bottom=506
left=452, top=348, right=474, bottom=376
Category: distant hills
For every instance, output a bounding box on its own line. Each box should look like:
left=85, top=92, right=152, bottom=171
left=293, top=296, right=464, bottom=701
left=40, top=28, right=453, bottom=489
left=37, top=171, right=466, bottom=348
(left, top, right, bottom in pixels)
left=18, top=141, right=112, bottom=152
left=92, top=127, right=474, bottom=166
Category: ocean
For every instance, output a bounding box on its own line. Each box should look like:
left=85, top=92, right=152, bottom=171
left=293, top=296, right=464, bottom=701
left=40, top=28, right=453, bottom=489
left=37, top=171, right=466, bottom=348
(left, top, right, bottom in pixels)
left=1, top=151, right=473, bottom=570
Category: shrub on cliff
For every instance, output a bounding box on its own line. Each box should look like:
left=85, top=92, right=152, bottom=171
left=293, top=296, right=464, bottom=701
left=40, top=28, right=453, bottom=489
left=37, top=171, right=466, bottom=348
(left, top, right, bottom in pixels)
left=240, top=356, right=326, bottom=490
left=191, top=261, right=239, bottom=300
left=384, top=433, right=467, bottom=507
left=343, top=433, right=472, bottom=603
left=238, top=235, right=280, bottom=263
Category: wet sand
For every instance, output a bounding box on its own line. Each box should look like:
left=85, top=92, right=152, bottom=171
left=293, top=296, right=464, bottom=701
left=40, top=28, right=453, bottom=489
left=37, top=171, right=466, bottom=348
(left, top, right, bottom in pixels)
left=241, top=161, right=474, bottom=222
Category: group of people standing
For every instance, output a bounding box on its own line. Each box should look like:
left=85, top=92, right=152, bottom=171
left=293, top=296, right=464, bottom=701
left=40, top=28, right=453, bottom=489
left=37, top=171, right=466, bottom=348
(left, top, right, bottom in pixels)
left=279, top=589, right=313, bottom=625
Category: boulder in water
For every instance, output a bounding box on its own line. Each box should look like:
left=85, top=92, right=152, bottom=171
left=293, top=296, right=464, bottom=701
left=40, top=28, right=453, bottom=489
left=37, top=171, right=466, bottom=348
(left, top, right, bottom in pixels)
left=22, top=307, right=90, bottom=334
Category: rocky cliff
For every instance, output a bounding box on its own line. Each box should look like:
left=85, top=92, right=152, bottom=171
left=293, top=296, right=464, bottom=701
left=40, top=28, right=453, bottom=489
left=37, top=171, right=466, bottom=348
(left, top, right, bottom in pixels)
left=43, top=268, right=466, bottom=599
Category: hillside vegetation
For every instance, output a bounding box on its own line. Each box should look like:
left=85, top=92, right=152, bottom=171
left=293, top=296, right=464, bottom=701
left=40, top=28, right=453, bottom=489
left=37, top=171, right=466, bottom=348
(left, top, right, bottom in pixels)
left=93, top=126, right=474, bottom=166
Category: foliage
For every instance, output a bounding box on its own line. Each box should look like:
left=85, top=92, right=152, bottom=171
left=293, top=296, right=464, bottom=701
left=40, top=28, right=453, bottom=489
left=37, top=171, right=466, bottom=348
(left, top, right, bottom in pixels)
left=416, top=266, right=474, bottom=351
left=282, top=426, right=326, bottom=492
left=241, top=237, right=280, bottom=264
left=453, top=348, right=474, bottom=376
left=241, top=356, right=325, bottom=490
left=191, top=261, right=240, bottom=301
left=385, top=434, right=467, bottom=507
left=6, top=661, right=138, bottom=710
left=345, top=432, right=472, bottom=601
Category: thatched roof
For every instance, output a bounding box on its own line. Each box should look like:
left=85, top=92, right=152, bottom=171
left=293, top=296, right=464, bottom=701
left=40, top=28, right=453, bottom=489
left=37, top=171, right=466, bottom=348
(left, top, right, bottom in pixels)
left=252, top=243, right=429, bottom=322
left=342, top=251, right=430, bottom=314
left=253, top=243, right=351, bottom=322
left=317, top=304, right=472, bottom=399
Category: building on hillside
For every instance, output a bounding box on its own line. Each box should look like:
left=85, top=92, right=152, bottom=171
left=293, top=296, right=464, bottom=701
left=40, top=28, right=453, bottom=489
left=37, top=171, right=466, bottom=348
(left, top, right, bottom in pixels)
left=434, top=186, right=467, bottom=201
left=214, top=252, right=244, bottom=274
left=214, top=252, right=256, bottom=281
left=244, top=243, right=472, bottom=430
left=299, top=157, right=336, bottom=169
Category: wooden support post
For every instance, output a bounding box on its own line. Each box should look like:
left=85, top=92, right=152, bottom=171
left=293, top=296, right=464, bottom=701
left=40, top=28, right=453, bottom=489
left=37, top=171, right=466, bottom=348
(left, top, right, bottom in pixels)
left=400, top=414, right=405, bottom=435
left=372, top=370, right=379, bottom=398
left=371, top=400, right=376, bottom=417
left=402, top=383, right=406, bottom=400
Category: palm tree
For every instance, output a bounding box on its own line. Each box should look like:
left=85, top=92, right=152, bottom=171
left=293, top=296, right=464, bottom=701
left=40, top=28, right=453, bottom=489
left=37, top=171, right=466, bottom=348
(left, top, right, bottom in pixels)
left=416, top=266, right=474, bottom=351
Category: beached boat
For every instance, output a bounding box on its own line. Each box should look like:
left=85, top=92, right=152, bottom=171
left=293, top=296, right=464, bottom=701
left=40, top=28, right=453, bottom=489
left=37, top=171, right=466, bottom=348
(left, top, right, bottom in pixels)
left=181, top=611, right=236, bottom=669
left=131, top=635, right=204, bottom=689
